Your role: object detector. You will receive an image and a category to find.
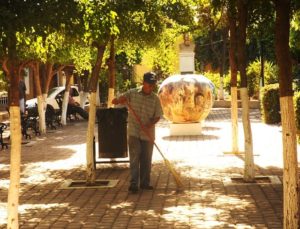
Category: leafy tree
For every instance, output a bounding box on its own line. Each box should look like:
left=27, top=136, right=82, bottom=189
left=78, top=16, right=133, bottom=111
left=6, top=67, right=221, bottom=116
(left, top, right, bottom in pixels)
left=78, top=0, right=196, bottom=184
left=194, top=0, right=229, bottom=99
left=0, top=1, right=79, bottom=227
left=246, top=59, right=278, bottom=97
left=272, top=0, right=299, bottom=227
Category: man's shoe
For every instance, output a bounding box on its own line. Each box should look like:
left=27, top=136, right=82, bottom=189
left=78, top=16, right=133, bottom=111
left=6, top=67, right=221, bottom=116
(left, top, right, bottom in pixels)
left=140, top=185, right=153, bottom=190
left=128, top=185, right=138, bottom=193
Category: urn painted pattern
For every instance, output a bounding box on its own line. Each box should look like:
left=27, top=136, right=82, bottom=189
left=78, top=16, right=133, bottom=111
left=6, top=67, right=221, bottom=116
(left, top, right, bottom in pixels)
left=158, top=74, right=214, bottom=123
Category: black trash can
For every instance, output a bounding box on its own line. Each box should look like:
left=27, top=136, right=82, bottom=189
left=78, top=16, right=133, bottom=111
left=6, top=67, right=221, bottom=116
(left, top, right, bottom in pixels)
left=96, top=107, right=128, bottom=158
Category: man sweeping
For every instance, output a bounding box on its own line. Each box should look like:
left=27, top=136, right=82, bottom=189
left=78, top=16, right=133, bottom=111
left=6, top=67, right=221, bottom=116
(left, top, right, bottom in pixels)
left=112, top=72, right=163, bottom=194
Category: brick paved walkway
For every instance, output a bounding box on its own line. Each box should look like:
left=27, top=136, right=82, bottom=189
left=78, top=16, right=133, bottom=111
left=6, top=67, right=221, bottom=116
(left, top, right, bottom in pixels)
left=0, top=108, right=294, bottom=228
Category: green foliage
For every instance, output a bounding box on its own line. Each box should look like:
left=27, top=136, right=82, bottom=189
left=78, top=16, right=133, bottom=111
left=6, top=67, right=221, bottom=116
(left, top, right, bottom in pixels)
left=246, top=59, right=278, bottom=97
left=77, top=0, right=196, bottom=91
left=143, top=28, right=180, bottom=80
left=247, top=1, right=276, bottom=62
left=202, top=71, right=229, bottom=97
left=203, top=72, right=220, bottom=92
left=77, top=1, right=118, bottom=44
left=260, top=83, right=281, bottom=124
left=194, top=35, right=220, bottom=70
left=291, top=9, right=300, bottom=61
left=0, top=1, right=79, bottom=57
left=223, top=72, right=233, bottom=94
left=0, top=70, right=8, bottom=91
left=193, top=0, right=229, bottom=73
left=99, top=69, right=137, bottom=103
left=70, top=44, right=93, bottom=73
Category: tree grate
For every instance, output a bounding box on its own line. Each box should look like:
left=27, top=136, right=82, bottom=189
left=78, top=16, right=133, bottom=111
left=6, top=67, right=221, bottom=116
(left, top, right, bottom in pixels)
left=223, top=175, right=281, bottom=186
left=59, top=179, right=119, bottom=189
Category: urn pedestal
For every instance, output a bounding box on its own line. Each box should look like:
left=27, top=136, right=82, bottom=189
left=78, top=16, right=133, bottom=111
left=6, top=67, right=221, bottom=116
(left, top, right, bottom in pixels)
left=169, top=122, right=202, bottom=136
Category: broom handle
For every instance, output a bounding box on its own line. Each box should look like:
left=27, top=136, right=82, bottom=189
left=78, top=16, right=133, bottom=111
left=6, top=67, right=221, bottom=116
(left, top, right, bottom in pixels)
left=125, top=101, right=167, bottom=161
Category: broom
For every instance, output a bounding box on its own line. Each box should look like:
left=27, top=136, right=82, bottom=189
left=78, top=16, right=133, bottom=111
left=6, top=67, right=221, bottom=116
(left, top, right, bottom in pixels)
left=126, top=101, right=184, bottom=190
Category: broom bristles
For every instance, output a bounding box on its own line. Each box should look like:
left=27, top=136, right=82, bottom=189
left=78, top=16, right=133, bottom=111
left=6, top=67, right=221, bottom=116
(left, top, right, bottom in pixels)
left=164, top=158, right=184, bottom=189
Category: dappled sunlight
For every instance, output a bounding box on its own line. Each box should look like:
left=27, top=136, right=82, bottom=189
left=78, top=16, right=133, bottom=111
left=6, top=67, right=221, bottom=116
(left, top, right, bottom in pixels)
left=19, top=203, right=69, bottom=213
left=110, top=202, right=133, bottom=209
left=0, top=202, right=70, bottom=227
left=179, top=166, right=243, bottom=181
left=20, top=168, right=61, bottom=185
left=26, top=143, right=86, bottom=169
left=0, top=202, right=7, bottom=225
left=0, top=179, right=9, bottom=189
left=131, top=209, right=159, bottom=217
left=161, top=190, right=254, bottom=228
left=17, top=143, right=87, bottom=185
left=163, top=205, right=224, bottom=227
left=0, top=164, right=8, bottom=170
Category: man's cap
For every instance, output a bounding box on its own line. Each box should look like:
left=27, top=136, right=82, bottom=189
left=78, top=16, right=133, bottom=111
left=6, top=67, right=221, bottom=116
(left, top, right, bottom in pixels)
left=143, top=72, right=157, bottom=84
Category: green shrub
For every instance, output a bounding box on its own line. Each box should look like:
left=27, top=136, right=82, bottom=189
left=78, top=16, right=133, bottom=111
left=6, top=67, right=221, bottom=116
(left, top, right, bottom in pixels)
left=203, top=72, right=230, bottom=97
left=260, top=83, right=280, bottom=124
left=247, top=59, right=278, bottom=98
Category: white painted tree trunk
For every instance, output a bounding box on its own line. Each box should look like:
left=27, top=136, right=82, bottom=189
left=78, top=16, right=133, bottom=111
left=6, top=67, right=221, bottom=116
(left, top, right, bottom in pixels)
left=79, top=91, right=89, bottom=109
left=218, top=76, right=224, bottom=100
left=240, top=87, right=255, bottom=181
left=37, top=95, right=46, bottom=133
left=7, top=106, right=22, bottom=229
left=107, top=88, right=114, bottom=108
left=42, top=93, right=47, bottom=101
left=231, top=87, right=238, bottom=153
left=280, top=96, right=299, bottom=229
left=96, top=83, right=100, bottom=107
left=86, top=92, right=96, bottom=184
left=61, top=91, right=70, bottom=125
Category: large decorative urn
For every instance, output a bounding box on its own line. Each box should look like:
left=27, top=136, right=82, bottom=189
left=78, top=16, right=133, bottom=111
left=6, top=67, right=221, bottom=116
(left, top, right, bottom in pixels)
left=158, top=74, right=214, bottom=123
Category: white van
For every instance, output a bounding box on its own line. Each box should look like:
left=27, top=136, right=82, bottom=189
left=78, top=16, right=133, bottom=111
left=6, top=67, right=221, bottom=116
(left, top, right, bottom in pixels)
left=26, top=86, right=81, bottom=110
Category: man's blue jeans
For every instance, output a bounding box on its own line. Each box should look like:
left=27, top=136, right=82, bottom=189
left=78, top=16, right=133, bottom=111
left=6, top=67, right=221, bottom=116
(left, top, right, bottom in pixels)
left=128, top=136, right=154, bottom=187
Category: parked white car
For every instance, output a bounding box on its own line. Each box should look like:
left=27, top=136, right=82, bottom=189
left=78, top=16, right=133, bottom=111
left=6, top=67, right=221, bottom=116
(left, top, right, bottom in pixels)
left=26, top=86, right=81, bottom=110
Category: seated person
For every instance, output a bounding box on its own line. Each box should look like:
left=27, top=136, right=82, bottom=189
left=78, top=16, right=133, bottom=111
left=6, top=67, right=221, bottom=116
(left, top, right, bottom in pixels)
left=68, top=90, right=89, bottom=120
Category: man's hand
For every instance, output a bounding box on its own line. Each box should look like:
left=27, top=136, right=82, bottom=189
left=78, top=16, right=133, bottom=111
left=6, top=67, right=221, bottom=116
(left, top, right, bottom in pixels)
left=112, top=96, right=127, bottom=105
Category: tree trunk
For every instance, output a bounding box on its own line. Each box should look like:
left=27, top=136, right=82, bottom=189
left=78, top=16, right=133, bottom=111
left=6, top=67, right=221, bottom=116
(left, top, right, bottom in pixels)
left=80, top=91, right=89, bottom=109
left=107, top=36, right=116, bottom=107
left=81, top=70, right=90, bottom=109
left=61, top=71, right=72, bottom=125
left=61, top=91, right=70, bottom=125
left=237, top=0, right=255, bottom=181
left=44, top=62, right=53, bottom=95
left=273, top=0, right=299, bottom=227
left=228, top=3, right=239, bottom=153
left=86, top=42, right=107, bottom=185
left=218, top=28, right=227, bottom=101
left=230, top=87, right=238, bottom=152
left=260, top=40, right=265, bottom=87
left=7, top=106, right=22, bottom=229
left=96, top=83, right=101, bottom=106
left=6, top=32, right=22, bottom=229
left=77, top=70, right=89, bottom=109
left=31, top=62, right=46, bottom=133
left=86, top=92, right=96, bottom=183
left=240, top=88, right=254, bottom=180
